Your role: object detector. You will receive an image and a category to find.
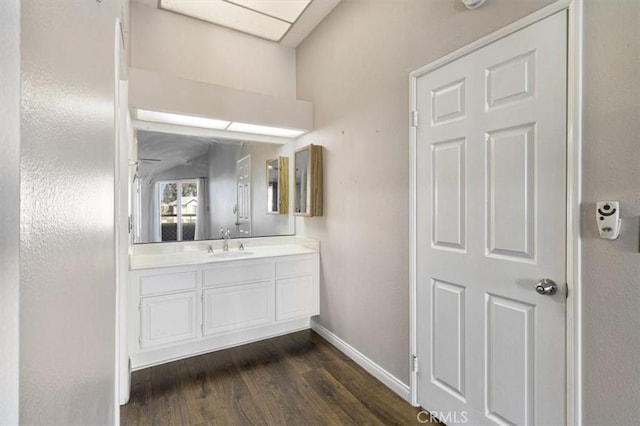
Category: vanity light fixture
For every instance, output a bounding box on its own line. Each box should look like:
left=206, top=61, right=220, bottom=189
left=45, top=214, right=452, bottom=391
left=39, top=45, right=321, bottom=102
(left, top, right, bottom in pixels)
left=227, top=122, right=306, bottom=138
left=135, top=109, right=307, bottom=139
left=136, top=109, right=230, bottom=130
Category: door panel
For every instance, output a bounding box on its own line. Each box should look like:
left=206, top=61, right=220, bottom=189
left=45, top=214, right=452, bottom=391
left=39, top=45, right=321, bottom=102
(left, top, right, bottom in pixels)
left=140, top=292, right=197, bottom=349
left=486, top=124, right=535, bottom=261
left=432, top=79, right=466, bottom=125
left=485, top=294, right=535, bottom=426
left=416, top=11, right=567, bottom=425
left=486, top=51, right=535, bottom=109
left=432, top=138, right=466, bottom=251
left=236, top=155, right=251, bottom=237
left=431, top=279, right=466, bottom=402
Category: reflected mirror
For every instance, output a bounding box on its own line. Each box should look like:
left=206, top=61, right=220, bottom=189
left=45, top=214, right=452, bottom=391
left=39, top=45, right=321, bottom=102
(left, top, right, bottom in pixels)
left=267, top=157, right=289, bottom=214
left=294, top=144, right=323, bottom=217
left=294, top=149, right=309, bottom=214
left=133, top=130, right=294, bottom=243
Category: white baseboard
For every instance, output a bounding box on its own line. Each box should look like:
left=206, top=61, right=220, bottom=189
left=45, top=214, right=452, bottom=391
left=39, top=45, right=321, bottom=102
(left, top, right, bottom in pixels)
left=310, top=319, right=411, bottom=403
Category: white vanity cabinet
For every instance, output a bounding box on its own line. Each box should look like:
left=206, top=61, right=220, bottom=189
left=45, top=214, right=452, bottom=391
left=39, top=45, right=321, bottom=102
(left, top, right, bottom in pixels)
left=201, top=261, right=275, bottom=336
left=137, top=271, right=199, bottom=350
left=129, top=252, right=319, bottom=370
left=276, top=257, right=316, bottom=320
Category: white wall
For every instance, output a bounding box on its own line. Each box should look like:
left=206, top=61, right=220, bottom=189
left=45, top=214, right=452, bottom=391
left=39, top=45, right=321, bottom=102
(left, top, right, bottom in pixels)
left=131, top=1, right=297, bottom=99
left=19, top=0, right=122, bottom=423
left=295, top=0, right=557, bottom=385
left=581, top=1, right=640, bottom=423
left=0, top=1, right=20, bottom=423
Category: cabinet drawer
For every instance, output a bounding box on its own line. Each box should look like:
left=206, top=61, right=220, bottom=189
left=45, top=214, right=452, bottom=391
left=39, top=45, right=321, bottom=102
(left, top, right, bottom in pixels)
left=203, top=281, right=274, bottom=335
left=203, top=262, right=272, bottom=287
left=276, top=276, right=314, bottom=321
left=140, top=292, right=197, bottom=349
left=275, top=257, right=315, bottom=278
left=140, top=271, right=197, bottom=296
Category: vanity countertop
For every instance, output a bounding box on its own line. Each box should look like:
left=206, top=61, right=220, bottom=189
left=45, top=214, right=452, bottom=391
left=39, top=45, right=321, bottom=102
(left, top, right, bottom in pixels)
left=129, top=236, right=319, bottom=270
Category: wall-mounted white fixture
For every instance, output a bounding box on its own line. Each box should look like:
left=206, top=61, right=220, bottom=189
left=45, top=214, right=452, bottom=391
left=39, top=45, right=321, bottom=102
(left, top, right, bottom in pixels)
left=129, top=69, right=313, bottom=142
left=596, top=201, right=622, bottom=240
left=135, top=109, right=306, bottom=139
left=462, top=0, right=487, bottom=9
left=136, top=110, right=230, bottom=130
left=227, top=122, right=305, bottom=138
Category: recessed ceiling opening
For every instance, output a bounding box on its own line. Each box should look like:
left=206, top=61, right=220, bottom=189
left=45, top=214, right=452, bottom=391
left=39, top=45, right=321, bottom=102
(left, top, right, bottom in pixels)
left=159, top=0, right=313, bottom=42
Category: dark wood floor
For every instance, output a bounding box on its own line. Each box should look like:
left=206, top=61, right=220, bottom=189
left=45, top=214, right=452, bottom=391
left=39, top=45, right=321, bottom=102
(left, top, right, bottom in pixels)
left=121, top=329, right=435, bottom=425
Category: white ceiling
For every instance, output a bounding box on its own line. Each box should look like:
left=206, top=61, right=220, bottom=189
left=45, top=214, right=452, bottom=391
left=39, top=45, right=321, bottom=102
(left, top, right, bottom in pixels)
left=134, top=0, right=340, bottom=47
left=136, top=130, right=263, bottom=180
left=137, top=131, right=213, bottom=179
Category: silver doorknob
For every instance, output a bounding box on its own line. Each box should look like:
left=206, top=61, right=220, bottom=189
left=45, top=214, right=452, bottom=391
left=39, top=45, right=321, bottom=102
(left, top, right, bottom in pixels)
left=535, top=278, right=557, bottom=295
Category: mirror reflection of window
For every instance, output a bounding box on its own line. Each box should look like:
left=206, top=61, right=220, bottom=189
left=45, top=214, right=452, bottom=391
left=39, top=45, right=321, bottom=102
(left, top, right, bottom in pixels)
left=158, top=179, right=198, bottom=241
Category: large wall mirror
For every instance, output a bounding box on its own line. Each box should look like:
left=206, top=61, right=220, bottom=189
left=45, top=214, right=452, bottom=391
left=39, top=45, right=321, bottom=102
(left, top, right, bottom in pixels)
left=133, top=130, right=294, bottom=243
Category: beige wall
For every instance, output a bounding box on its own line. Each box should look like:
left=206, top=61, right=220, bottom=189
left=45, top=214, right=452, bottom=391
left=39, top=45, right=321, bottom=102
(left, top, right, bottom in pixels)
left=19, top=0, right=125, bottom=423
left=582, top=1, right=640, bottom=423
left=298, top=0, right=640, bottom=420
left=131, top=1, right=297, bottom=99
left=296, top=0, right=557, bottom=385
left=0, top=1, right=20, bottom=423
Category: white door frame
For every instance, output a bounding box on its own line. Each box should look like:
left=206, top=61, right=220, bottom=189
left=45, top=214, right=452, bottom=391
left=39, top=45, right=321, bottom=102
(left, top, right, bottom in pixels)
left=408, top=1, right=583, bottom=424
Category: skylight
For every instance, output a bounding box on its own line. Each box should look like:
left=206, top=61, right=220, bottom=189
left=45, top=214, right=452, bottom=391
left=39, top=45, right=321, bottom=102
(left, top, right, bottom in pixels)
left=159, top=0, right=312, bottom=42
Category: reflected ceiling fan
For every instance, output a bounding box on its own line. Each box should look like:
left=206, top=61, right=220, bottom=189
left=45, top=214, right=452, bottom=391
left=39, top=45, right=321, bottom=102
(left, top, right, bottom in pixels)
left=129, top=157, right=161, bottom=182
left=138, top=157, right=162, bottom=163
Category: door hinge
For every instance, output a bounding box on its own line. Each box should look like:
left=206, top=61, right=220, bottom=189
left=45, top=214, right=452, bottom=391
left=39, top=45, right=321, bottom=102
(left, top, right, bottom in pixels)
left=565, top=282, right=569, bottom=298
left=411, top=111, right=419, bottom=128
left=412, top=354, right=419, bottom=373
left=138, top=301, right=141, bottom=312
left=138, top=335, right=141, bottom=346
left=128, top=215, right=133, bottom=234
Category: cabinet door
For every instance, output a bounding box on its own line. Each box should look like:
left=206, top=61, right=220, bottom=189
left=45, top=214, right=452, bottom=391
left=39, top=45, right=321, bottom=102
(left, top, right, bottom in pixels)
left=203, top=281, right=274, bottom=336
left=276, top=275, right=314, bottom=321
left=140, top=292, right=197, bottom=349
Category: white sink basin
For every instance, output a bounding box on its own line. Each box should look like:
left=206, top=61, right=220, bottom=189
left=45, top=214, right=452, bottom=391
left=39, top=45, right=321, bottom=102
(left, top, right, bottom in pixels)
left=209, top=251, right=253, bottom=259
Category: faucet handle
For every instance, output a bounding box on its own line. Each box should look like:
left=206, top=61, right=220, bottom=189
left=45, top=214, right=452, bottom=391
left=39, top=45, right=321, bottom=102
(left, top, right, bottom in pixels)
left=238, top=242, right=245, bottom=251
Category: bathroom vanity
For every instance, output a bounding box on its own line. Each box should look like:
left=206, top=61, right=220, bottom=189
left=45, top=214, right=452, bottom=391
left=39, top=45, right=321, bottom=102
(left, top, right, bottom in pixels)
left=127, top=237, right=319, bottom=370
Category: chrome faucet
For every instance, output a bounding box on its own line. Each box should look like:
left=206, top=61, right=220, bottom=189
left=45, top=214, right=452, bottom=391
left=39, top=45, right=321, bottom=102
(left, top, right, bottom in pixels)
left=219, top=227, right=230, bottom=251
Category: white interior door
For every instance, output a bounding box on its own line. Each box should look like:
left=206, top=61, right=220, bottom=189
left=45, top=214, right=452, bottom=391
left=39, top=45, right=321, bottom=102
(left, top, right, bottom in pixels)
left=415, top=12, right=567, bottom=425
left=236, top=155, right=251, bottom=237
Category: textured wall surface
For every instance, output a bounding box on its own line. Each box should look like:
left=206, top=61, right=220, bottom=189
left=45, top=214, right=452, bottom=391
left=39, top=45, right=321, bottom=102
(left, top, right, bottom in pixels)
left=295, top=0, right=557, bottom=384
left=20, top=0, right=119, bottom=423
left=0, top=1, right=20, bottom=424
left=131, top=1, right=297, bottom=99
left=582, top=1, right=640, bottom=423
